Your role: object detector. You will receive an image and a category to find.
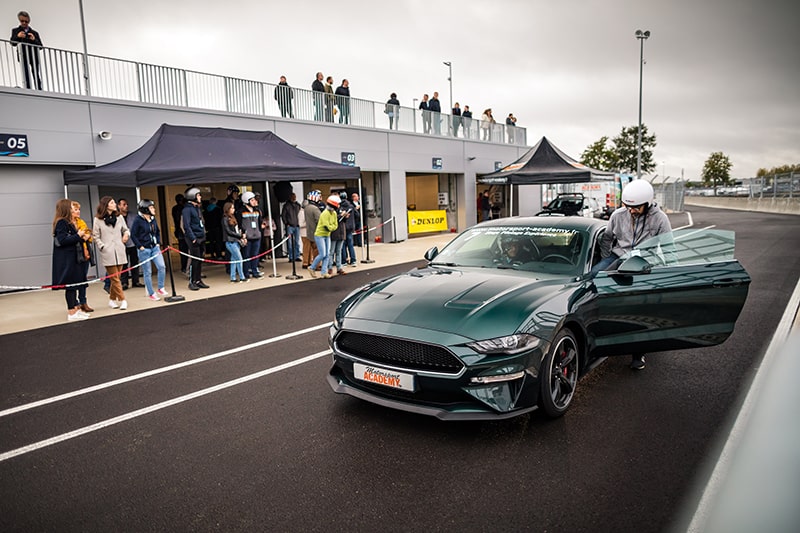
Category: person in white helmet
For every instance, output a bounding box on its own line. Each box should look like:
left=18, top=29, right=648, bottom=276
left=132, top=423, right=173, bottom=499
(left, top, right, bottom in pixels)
left=593, top=179, right=672, bottom=370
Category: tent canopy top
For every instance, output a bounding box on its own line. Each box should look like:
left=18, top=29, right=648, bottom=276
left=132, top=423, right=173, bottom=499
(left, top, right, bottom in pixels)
left=63, top=124, right=361, bottom=187
left=478, top=136, right=614, bottom=185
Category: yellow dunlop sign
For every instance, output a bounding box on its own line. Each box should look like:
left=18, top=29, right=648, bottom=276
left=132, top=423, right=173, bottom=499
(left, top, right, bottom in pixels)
left=408, top=210, right=448, bottom=234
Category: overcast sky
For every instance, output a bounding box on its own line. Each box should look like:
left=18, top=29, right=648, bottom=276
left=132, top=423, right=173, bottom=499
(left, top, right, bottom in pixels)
left=15, top=0, right=800, bottom=180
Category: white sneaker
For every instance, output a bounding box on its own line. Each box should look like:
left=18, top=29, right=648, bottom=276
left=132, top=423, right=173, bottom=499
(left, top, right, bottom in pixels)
left=119, top=300, right=128, bottom=310
left=108, top=300, right=120, bottom=309
left=147, top=293, right=160, bottom=302
left=68, top=312, right=88, bottom=321
left=76, top=310, right=91, bottom=319
left=157, top=287, right=169, bottom=296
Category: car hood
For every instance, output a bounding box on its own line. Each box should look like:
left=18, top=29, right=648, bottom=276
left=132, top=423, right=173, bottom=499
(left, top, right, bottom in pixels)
left=345, top=267, right=571, bottom=340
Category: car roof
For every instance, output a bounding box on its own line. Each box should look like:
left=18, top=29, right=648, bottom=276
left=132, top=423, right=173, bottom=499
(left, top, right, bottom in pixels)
left=477, top=216, right=606, bottom=233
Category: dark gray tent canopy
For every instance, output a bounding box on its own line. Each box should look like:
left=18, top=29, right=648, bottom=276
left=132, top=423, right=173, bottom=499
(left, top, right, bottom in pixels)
left=63, top=124, right=361, bottom=187
left=478, top=136, right=614, bottom=185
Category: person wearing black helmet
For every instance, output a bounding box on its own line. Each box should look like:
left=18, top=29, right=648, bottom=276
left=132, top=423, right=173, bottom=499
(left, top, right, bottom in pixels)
left=225, top=185, right=243, bottom=212
left=130, top=199, right=168, bottom=301
left=338, top=191, right=357, bottom=266
left=182, top=187, right=209, bottom=290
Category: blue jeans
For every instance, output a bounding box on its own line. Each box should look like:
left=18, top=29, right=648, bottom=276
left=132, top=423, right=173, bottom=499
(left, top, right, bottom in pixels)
left=79, top=262, right=89, bottom=304
left=590, top=254, right=619, bottom=278
left=242, top=238, right=261, bottom=277
left=344, top=232, right=356, bottom=264
left=330, top=239, right=344, bottom=271
left=138, top=247, right=165, bottom=295
left=310, top=235, right=331, bottom=273
left=285, top=226, right=301, bottom=260
left=226, top=241, right=245, bottom=281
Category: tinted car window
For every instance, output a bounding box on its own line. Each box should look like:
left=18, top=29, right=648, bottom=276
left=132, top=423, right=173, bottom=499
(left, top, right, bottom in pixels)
left=619, top=229, right=737, bottom=267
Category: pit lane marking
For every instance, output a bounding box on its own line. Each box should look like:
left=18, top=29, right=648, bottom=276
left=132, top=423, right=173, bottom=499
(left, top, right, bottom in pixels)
left=0, top=323, right=330, bottom=419
left=0, top=350, right=331, bottom=463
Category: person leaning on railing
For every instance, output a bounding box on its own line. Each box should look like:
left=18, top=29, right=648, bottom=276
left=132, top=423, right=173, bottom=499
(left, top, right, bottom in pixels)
left=10, top=10, right=43, bottom=90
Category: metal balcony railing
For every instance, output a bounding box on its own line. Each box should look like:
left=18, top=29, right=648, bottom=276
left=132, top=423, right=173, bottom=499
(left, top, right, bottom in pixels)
left=1, top=39, right=527, bottom=146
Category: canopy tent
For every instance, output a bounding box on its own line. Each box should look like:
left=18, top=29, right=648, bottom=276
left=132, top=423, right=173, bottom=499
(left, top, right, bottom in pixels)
left=63, top=123, right=364, bottom=282
left=63, top=123, right=361, bottom=186
left=477, top=136, right=614, bottom=185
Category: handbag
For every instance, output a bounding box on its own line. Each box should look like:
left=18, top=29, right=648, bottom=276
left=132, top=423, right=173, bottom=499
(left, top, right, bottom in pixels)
left=76, top=241, right=95, bottom=266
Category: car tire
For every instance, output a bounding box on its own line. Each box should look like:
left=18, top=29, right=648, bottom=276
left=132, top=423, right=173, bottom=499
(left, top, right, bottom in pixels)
left=539, top=328, right=579, bottom=418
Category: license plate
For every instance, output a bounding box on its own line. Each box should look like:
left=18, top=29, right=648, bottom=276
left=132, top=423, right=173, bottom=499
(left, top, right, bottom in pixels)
left=353, top=362, right=415, bottom=391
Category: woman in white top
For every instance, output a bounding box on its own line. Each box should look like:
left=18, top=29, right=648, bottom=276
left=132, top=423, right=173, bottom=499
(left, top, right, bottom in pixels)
left=92, top=196, right=130, bottom=310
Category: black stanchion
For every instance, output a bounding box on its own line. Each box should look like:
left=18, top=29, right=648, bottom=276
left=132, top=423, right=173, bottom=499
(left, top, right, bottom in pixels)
left=285, top=233, right=303, bottom=280
left=163, top=248, right=185, bottom=303
left=360, top=226, right=375, bottom=264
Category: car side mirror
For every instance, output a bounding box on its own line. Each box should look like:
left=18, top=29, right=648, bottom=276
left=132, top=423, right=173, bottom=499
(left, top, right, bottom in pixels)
left=616, top=255, right=652, bottom=274
left=424, top=246, right=439, bottom=261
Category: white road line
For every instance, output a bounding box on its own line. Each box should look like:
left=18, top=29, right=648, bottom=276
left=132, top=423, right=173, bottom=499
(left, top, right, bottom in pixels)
left=0, top=350, right=332, bottom=463
left=686, top=260, right=800, bottom=531
left=0, top=323, right=331, bottom=419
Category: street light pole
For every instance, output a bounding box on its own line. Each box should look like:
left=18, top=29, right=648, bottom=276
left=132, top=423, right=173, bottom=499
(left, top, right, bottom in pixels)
left=443, top=61, right=453, bottom=113
left=635, top=29, right=650, bottom=178
left=79, top=0, right=91, bottom=95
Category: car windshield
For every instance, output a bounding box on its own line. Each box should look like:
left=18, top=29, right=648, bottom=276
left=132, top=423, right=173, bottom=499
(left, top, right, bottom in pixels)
left=430, top=225, right=588, bottom=276
left=618, top=228, right=738, bottom=267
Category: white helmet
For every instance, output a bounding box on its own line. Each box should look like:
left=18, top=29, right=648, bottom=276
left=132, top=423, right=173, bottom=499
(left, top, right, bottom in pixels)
left=621, top=180, right=654, bottom=206
left=185, top=187, right=201, bottom=202
left=241, top=191, right=256, bottom=203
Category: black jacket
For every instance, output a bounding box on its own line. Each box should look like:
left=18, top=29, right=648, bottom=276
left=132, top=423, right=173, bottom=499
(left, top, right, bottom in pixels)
left=281, top=200, right=302, bottom=227
left=429, top=98, right=441, bottom=113
left=130, top=214, right=160, bottom=249
left=10, top=26, right=42, bottom=46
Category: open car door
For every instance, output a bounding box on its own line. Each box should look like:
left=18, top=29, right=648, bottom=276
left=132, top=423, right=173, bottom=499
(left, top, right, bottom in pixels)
left=588, top=228, right=751, bottom=357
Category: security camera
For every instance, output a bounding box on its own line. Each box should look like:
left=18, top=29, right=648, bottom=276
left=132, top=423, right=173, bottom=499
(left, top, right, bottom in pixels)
left=98, top=131, right=112, bottom=140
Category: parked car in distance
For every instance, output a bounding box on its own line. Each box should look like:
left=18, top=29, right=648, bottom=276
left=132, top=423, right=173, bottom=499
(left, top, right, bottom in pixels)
left=327, top=217, right=751, bottom=420
left=538, top=193, right=602, bottom=218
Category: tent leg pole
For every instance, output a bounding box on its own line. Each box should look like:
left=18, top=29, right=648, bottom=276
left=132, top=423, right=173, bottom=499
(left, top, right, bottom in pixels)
left=157, top=186, right=184, bottom=302
left=265, top=181, right=281, bottom=279
left=359, top=177, right=374, bottom=263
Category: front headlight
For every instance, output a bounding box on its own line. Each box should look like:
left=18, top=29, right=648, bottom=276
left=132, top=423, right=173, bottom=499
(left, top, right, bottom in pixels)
left=467, top=334, right=541, bottom=355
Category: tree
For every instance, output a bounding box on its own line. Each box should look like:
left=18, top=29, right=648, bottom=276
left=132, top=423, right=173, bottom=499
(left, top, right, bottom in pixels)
left=702, top=152, right=733, bottom=191
left=580, top=136, right=618, bottom=171
left=756, top=164, right=800, bottom=177
left=611, top=125, right=656, bottom=174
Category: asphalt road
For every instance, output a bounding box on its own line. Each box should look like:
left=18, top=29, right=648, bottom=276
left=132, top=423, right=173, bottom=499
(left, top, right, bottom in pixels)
left=1, top=206, right=798, bottom=532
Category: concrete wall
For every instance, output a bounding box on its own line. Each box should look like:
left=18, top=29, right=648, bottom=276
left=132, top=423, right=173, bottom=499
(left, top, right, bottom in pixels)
left=685, top=196, right=800, bottom=216
left=0, top=88, right=529, bottom=290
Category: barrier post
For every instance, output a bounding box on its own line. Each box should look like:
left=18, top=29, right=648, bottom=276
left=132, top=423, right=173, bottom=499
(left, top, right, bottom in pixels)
left=285, top=233, right=302, bottom=280
left=361, top=225, right=375, bottom=264
left=163, top=248, right=185, bottom=303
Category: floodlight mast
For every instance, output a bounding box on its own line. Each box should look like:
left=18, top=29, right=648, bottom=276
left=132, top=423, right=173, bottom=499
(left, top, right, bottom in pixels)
left=635, top=29, right=651, bottom=178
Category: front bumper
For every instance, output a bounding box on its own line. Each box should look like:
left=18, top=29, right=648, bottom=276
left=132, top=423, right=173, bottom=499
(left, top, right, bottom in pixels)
left=327, top=352, right=542, bottom=421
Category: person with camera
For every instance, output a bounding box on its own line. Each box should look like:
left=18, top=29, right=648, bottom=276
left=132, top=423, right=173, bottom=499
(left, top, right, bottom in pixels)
left=10, top=11, right=43, bottom=90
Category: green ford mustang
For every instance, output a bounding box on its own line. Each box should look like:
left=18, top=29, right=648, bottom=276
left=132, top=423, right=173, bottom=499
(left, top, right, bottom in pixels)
left=327, top=217, right=750, bottom=420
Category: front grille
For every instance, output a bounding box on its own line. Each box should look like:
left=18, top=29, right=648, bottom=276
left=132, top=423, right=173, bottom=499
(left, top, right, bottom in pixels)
left=336, top=331, right=464, bottom=374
